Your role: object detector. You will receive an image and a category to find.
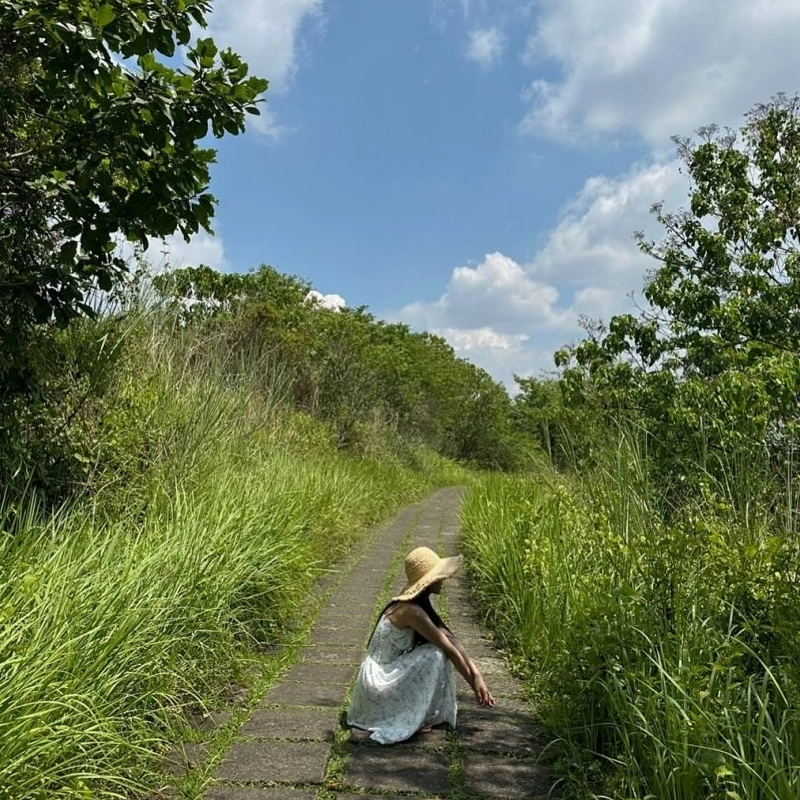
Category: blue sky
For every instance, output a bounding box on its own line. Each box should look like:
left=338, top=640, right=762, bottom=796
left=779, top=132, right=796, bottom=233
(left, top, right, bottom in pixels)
left=156, top=0, right=800, bottom=389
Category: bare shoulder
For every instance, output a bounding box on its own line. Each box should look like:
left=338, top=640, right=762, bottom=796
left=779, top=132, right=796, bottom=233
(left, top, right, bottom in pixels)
left=386, top=601, right=426, bottom=628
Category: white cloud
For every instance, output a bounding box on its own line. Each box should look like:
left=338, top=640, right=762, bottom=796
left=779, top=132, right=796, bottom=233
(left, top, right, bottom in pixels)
left=400, top=251, right=570, bottom=336
left=116, top=230, right=229, bottom=274
left=206, top=0, right=323, bottom=93
left=305, top=289, right=347, bottom=311
left=393, top=159, right=688, bottom=388
left=204, top=0, right=324, bottom=138
left=533, top=159, right=686, bottom=292
left=438, top=327, right=529, bottom=352
left=394, top=251, right=571, bottom=388
left=247, top=105, right=288, bottom=141
left=520, top=0, right=800, bottom=146
left=434, top=0, right=800, bottom=386
left=149, top=230, right=229, bottom=272
left=465, top=27, right=505, bottom=67
left=438, top=327, right=552, bottom=390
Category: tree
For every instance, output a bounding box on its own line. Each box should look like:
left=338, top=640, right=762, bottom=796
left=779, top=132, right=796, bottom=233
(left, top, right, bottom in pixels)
left=443, top=363, right=517, bottom=469
left=0, top=0, right=267, bottom=337
left=555, top=95, right=800, bottom=496
left=513, top=376, right=569, bottom=465
left=153, top=262, right=525, bottom=468
left=0, top=0, right=267, bottom=496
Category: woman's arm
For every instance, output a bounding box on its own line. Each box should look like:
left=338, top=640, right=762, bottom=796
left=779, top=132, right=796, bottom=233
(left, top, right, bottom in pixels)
left=443, top=630, right=495, bottom=707
left=389, top=604, right=496, bottom=707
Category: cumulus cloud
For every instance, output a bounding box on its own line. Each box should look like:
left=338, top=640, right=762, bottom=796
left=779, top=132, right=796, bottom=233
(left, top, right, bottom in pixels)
left=247, top=105, right=288, bottom=141
left=465, top=27, right=506, bottom=67
left=440, top=327, right=554, bottom=391
left=533, top=159, right=686, bottom=292
left=205, top=0, right=324, bottom=137
left=394, top=252, right=570, bottom=387
left=520, top=0, right=800, bottom=146
left=305, top=289, right=347, bottom=311
left=206, top=0, right=323, bottom=93
left=149, top=230, right=229, bottom=272
left=393, top=159, right=689, bottom=387
left=400, top=252, right=570, bottom=336
left=436, top=326, right=528, bottom=352
left=412, top=0, right=800, bottom=389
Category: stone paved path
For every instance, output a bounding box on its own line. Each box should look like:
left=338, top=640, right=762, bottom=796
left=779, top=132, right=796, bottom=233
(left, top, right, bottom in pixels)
left=203, top=487, right=554, bottom=800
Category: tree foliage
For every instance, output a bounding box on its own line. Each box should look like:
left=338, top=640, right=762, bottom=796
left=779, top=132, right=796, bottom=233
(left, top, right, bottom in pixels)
left=0, top=0, right=266, bottom=338
left=153, top=264, right=529, bottom=470
left=543, top=94, right=800, bottom=496
left=0, top=0, right=267, bottom=493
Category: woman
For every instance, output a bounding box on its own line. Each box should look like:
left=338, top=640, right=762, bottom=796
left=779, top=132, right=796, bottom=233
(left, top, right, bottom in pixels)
left=347, top=546, right=495, bottom=744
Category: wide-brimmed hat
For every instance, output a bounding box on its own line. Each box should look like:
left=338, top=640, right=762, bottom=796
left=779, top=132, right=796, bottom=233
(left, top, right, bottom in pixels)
left=392, top=546, right=463, bottom=602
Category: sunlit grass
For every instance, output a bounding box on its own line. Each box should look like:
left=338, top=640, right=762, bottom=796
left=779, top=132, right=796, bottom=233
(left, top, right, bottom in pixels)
left=0, top=310, right=462, bottom=799
left=460, top=432, right=800, bottom=799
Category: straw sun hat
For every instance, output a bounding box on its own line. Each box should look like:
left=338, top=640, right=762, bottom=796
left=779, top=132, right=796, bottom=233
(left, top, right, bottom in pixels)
left=392, top=546, right=463, bottom=602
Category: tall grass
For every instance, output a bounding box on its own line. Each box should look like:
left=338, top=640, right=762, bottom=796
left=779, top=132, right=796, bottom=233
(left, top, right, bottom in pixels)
left=0, top=310, right=459, bottom=798
left=460, top=432, right=800, bottom=799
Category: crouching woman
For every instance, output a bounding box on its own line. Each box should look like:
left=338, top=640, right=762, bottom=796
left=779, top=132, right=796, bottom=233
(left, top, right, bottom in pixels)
left=347, top=546, right=495, bottom=744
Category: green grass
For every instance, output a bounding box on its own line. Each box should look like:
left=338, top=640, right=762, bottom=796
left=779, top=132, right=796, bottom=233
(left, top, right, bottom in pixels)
left=459, top=435, right=800, bottom=800
left=0, top=310, right=466, bottom=799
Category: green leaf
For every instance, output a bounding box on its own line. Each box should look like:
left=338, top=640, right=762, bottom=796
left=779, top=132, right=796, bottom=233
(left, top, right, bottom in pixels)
left=95, top=4, right=116, bottom=29
left=59, top=240, right=78, bottom=264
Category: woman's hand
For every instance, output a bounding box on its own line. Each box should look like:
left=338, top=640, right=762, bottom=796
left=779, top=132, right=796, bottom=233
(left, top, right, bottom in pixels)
left=472, top=674, right=496, bottom=707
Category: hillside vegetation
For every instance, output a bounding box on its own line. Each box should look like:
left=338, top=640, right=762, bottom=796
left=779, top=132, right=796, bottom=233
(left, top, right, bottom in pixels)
left=462, top=96, right=800, bottom=799
left=0, top=296, right=509, bottom=797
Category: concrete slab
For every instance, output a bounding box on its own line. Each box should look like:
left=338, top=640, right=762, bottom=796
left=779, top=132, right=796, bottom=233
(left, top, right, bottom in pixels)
left=472, top=656, right=510, bottom=675
left=458, top=644, right=500, bottom=660
left=299, top=645, right=362, bottom=665
left=334, top=585, right=384, bottom=598
left=260, top=679, right=345, bottom=708
left=458, top=708, right=545, bottom=756
left=240, top=707, right=338, bottom=740
left=214, top=741, right=330, bottom=784
left=281, top=662, right=356, bottom=685
left=335, top=794, right=425, bottom=800
left=478, top=675, right=527, bottom=699
left=310, top=620, right=372, bottom=634
left=344, top=744, right=449, bottom=794
left=455, top=632, right=496, bottom=645
left=328, top=591, right=383, bottom=607
left=446, top=612, right=481, bottom=625
left=205, top=789, right=317, bottom=800
left=349, top=725, right=449, bottom=750
left=316, top=598, right=373, bottom=612
left=457, top=690, right=529, bottom=714
left=315, top=610, right=374, bottom=627
left=448, top=597, right=478, bottom=608
left=459, top=707, right=534, bottom=724
left=462, top=752, right=551, bottom=798
left=307, top=626, right=369, bottom=646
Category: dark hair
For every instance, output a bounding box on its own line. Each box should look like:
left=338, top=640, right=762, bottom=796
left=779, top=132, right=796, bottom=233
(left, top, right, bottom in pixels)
left=369, top=591, right=451, bottom=647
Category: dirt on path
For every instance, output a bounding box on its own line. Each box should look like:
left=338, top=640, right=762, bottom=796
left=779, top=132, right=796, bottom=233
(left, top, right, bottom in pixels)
left=184, top=487, right=555, bottom=800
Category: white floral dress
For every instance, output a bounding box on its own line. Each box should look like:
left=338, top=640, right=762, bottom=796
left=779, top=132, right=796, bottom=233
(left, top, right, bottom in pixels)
left=347, top=614, right=457, bottom=744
